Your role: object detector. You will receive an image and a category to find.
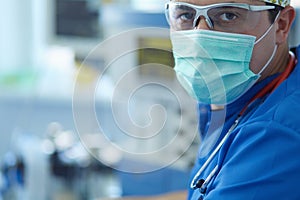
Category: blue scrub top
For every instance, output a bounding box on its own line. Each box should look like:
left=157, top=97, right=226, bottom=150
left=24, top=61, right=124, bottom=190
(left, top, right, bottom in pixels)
left=188, top=45, right=300, bottom=200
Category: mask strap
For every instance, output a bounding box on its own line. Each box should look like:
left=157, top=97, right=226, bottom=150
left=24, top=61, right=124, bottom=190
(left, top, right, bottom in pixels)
left=258, top=44, right=278, bottom=75
left=255, top=11, right=281, bottom=45
left=255, top=11, right=281, bottom=75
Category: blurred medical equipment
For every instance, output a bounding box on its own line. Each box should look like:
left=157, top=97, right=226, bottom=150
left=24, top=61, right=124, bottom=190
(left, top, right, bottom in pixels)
left=289, top=7, right=300, bottom=47
left=0, top=123, right=121, bottom=200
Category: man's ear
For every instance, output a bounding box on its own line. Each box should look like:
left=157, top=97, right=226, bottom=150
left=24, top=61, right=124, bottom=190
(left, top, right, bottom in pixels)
left=276, top=6, right=296, bottom=44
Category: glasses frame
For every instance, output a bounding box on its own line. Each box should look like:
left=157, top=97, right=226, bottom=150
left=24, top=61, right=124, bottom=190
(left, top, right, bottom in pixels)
left=165, top=2, right=275, bottom=30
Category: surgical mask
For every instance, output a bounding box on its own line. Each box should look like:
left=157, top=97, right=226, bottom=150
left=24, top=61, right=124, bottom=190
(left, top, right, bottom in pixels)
left=171, top=25, right=277, bottom=105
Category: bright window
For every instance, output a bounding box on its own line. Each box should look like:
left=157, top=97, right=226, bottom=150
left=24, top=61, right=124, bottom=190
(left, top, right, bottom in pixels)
left=291, top=2, right=300, bottom=7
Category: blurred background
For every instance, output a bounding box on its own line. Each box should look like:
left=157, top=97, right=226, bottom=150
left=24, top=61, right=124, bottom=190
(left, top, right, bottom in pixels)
left=0, top=1, right=299, bottom=199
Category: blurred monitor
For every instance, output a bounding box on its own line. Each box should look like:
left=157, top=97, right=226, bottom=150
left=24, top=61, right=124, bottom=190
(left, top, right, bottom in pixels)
left=47, top=0, right=103, bottom=56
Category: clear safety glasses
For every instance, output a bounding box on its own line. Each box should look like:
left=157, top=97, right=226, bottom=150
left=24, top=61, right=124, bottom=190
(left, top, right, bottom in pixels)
left=165, top=2, right=275, bottom=32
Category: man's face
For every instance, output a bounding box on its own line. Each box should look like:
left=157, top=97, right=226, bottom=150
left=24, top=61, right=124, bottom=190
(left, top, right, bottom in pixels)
left=171, top=0, right=277, bottom=75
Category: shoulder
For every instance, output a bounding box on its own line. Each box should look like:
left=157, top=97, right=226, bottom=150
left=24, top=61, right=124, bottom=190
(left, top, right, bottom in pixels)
left=249, top=59, right=300, bottom=132
left=251, top=87, right=300, bottom=133
left=209, top=120, right=300, bottom=199
left=272, top=89, right=300, bottom=132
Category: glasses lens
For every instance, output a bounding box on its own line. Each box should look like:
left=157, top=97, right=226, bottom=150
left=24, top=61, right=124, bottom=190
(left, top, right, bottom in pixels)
left=166, top=3, right=262, bottom=33
left=208, top=6, right=260, bottom=32
left=166, top=3, right=197, bottom=31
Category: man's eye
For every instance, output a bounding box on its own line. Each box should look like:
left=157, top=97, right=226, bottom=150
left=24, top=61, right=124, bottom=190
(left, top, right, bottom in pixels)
left=178, top=12, right=195, bottom=21
left=219, top=13, right=237, bottom=21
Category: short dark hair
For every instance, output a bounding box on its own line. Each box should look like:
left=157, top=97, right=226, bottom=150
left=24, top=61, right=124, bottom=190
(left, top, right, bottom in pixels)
left=266, top=2, right=284, bottom=22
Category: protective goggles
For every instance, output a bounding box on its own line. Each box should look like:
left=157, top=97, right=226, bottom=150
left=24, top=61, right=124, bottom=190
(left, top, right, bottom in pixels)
left=165, top=2, right=275, bottom=32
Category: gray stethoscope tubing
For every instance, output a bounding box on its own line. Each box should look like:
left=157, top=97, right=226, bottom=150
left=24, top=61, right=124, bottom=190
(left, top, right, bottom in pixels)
left=190, top=117, right=241, bottom=190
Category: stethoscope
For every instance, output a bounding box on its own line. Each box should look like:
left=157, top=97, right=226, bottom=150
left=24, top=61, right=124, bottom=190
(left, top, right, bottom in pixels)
left=190, top=51, right=297, bottom=195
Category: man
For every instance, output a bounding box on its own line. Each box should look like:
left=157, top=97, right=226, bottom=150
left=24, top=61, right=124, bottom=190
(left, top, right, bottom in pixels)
left=165, top=0, right=300, bottom=199
left=111, top=0, right=299, bottom=199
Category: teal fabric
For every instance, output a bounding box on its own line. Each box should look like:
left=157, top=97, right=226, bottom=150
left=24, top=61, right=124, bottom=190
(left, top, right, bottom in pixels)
left=171, top=30, right=258, bottom=104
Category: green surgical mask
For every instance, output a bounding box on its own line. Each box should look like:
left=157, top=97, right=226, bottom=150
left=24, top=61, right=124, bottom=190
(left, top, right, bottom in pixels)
left=171, top=28, right=277, bottom=105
